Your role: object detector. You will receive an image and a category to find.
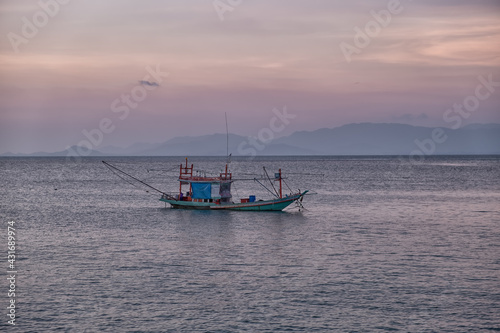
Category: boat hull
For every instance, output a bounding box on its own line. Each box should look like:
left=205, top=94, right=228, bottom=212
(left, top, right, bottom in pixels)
left=160, top=192, right=307, bottom=211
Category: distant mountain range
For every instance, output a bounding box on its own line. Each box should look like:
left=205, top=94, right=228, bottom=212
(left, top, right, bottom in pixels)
left=2, top=123, right=500, bottom=157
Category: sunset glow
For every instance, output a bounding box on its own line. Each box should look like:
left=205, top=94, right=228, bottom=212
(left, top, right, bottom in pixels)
left=1, top=0, right=499, bottom=154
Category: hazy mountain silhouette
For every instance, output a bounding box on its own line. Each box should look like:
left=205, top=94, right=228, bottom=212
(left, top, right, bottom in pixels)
left=1, top=145, right=106, bottom=157
left=273, top=123, right=500, bottom=155
left=2, top=123, right=499, bottom=156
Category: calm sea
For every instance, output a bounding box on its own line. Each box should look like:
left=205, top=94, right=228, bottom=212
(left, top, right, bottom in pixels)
left=1, top=156, right=499, bottom=332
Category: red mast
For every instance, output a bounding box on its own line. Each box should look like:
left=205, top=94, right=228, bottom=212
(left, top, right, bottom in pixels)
left=179, top=157, right=193, bottom=197
left=279, top=168, right=282, bottom=198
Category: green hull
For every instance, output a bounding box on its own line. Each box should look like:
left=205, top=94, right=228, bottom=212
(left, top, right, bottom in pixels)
left=160, top=192, right=307, bottom=211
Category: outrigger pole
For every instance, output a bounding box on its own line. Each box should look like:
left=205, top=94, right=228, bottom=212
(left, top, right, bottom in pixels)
left=263, top=167, right=280, bottom=198
left=253, top=177, right=279, bottom=198
left=102, top=161, right=176, bottom=200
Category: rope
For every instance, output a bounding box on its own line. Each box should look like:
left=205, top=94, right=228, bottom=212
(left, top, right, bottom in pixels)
left=282, top=178, right=294, bottom=194
left=102, top=161, right=176, bottom=200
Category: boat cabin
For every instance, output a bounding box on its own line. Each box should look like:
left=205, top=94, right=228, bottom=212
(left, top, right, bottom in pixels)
left=177, top=158, right=233, bottom=204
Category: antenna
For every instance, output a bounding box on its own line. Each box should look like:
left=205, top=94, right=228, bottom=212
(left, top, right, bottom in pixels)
left=225, top=112, right=230, bottom=162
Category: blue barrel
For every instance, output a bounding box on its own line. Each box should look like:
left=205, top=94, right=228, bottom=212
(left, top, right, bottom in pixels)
left=249, top=195, right=256, bottom=202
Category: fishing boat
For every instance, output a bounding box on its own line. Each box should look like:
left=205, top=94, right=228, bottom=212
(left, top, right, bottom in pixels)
left=102, top=158, right=308, bottom=211
left=160, top=158, right=307, bottom=211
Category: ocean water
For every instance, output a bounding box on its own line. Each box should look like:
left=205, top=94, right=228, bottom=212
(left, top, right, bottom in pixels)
left=1, top=155, right=499, bottom=332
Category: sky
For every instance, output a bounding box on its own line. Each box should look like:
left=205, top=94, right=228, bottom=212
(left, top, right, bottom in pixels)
left=0, top=0, right=499, bottom=154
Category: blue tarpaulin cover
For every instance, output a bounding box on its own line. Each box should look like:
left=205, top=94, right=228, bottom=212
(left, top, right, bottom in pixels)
left=191, top=183, right=212, bottom=199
